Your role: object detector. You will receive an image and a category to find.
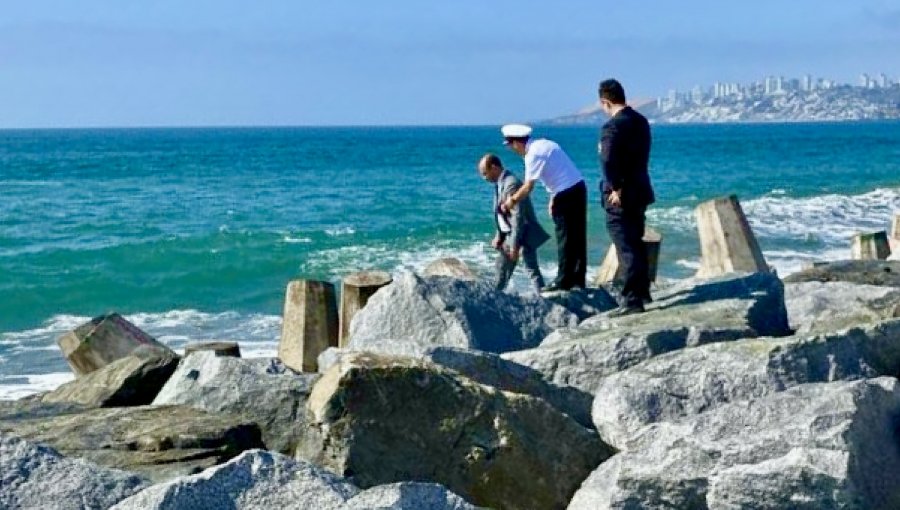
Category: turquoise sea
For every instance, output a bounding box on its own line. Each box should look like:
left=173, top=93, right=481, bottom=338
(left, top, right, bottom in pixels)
left=2, top=122, right=900, bottom=398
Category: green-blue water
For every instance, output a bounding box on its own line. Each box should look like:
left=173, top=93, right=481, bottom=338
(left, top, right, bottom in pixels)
left=2, top=122, right=900, bottom=397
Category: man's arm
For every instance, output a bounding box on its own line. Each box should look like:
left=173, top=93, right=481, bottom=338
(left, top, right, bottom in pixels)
left=501, top=179, right=536, bottom=213
left=503, top=179, right=527, bottom=255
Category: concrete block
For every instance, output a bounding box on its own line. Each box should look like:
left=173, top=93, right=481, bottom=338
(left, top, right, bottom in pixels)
left=594, top=227, right=662, bottom=285
left=57, top=313, right=175, bottom=377
left=184, top=341, right=241, bottom=358
left=279, top=280, right=338, bottom=373
left=851, top=231, right=891, bottom=260
left=339, top=271, right=392, bottom=348
left=695, top=195, right=768, bottom=278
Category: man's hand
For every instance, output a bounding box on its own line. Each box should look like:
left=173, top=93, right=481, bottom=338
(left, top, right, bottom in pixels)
left=491, top=235, right=503, bottom=250
left=607, top=190, right=622, bottom=207
left=506, top=246, right=521, bottom=262
left=501, top=197, right=515, bottom=213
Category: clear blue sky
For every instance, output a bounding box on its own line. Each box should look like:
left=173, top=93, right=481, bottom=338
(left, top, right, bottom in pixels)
left=2, top=0, right=898, bottom=127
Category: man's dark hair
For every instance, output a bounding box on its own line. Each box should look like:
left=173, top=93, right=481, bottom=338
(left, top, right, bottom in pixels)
left=481, top=153, right=503, bottom=169
left=599, top=79, right=627, bottom=105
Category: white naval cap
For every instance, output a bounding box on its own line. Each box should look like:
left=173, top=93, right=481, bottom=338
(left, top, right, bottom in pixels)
left=501, top=123, right=533, bottom=139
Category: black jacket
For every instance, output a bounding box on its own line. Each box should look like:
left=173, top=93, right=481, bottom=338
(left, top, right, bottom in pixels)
left=599, top=106, right=655, bottom=211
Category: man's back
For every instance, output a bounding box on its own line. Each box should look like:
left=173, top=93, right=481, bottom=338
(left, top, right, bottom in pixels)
left=601, top=107, right=654, bottom=209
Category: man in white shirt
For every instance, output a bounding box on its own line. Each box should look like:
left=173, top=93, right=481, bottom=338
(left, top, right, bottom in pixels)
left=500, top=124, right=587, bottom=291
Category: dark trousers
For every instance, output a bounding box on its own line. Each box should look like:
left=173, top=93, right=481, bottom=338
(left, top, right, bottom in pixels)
left=605, top=206, right=650, bottom=307
left=552, top=180, right=587, bottom=288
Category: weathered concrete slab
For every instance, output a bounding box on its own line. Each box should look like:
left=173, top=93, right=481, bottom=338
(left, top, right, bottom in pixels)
left=784, top=259, right=900, bottom=287
left=339, top=270, right=392, bottom=348
left=57, top=313, right=175, bottom=376
left=0, top=400, right=264, bottom=483
left=594, top=227, right=662, bottom=285
left=41, top=352, right=179, bottom=407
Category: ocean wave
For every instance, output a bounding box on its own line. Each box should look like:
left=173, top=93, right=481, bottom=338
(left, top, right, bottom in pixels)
left=0, top=373, right=74, bottom=400
left=648, top=187, right=900, bottom=247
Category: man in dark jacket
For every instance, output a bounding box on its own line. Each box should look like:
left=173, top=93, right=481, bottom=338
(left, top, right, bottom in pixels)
left=598, top=79, right=655, bottom=315
left=478, top=153, right=549, bottom=292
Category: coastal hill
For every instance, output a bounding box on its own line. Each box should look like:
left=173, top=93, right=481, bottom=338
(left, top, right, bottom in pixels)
left=546, top=85, right=900, bottom=125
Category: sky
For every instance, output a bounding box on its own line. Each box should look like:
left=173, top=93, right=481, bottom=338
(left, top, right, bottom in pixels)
left=1, top=0, right=899, bottom=127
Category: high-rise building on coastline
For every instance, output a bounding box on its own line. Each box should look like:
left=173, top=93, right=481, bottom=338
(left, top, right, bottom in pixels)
left=656, top=71, right=900, bottom=112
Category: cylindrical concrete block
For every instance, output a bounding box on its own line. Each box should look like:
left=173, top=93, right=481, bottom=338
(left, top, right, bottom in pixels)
left=279, top=280, right=338, bottom=373
left=57, top=313, right=175, bottom=377
left=594, top=227, right=662, bottom=286
left=184, top=341, right=242, bottom=358
left=695, top=195, right=768, bottom=278
left=339, top=271, right=392, bottom=348
left=851, top=231, right=891, bottom=260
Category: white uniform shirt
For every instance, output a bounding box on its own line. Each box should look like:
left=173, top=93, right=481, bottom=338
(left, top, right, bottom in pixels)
left=523, top=138, right=583, bottom=195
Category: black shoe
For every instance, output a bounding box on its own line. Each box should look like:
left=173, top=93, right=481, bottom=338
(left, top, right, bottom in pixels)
left=607, top=304, right=645, bottom=317
left=541, top=281, right=564, bottom=292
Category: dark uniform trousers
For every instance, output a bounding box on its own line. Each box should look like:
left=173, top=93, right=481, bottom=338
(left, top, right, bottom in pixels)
left=605, top=204, right=649, bottom=307
left=552, top=180, right=587, bottom=288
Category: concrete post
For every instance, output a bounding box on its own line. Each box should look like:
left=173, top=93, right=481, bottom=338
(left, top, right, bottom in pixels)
left=279, top=280, right=338, bottom=373
left=594, top=227, right=662, bottom=286
left=850, top=231, right=891, bottom=260
left=339, top=271, right=392, bottom=348
left=695, top=195, right=768, bottom=278
left=889, top=214, right=900, bottom=255
left=57, top=313, right=175, bottom=377
left=184, top=341, right=242, bottom=358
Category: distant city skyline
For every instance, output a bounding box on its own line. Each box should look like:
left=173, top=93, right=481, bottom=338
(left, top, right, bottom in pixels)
left=1, top=1, right=899, bottom=127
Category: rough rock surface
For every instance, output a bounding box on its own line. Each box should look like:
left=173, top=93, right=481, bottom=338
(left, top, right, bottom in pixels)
left=299, top=353, right=612, bottom=510
left=784, top=259, right=900, bottom=287
left=0, top=434, right=148, bottom=510
left=111, top=449, right=358, bottom=510
left=422, top=257, right=478, bottom=281
left=541, top=288, right=618, bottom=322
left=570, top=378, right=900, bottom=510
left=41, top=351, right=180, bottom=407
left=504, top=272, right=790, bottom=394
left=0, top=400, right=264, bottom=482
left=785, top=281, right=900, bottom=333
left=152, top=352, right=319, bottom=454
left=592, top=319, right=900, bottom=449
left=344, top=482, right=484, bottom=509
left=347, top=272, right=577, bottom=354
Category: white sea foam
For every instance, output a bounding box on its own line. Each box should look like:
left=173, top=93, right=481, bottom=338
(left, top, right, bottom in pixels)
left=0, top=373, right=73, bottom=400
left=325, top=226, right=356, bottom=236
left=282, top=236, right=312, bottom=244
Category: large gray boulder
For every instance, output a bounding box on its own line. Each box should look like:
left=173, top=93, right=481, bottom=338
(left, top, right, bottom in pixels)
left=347, top=272, right=577, bottom=354
left=345, top=482, right=484, bottom=509
left=784, top=260, right=900, bottom=287
left=541, top=288, right=618, bottom=321
left=300, top=353, right=613, bottom=510
left=785, top=281, right=900, bottom=333
left=111, top=449, right=358, bottom=510
left=319, top=345, right=594, bottom=429
left=152, top=352, right=319, bottom=454
left=570, top=378, right=900, bottom=510
left=504, top=272, right=791, bottom=394
left=41, top=351, right=180, bottom=407
left=0, top=399, right=264, bottom=482
left=1, top=434, right=148, bottom=510
left=592, top=319, right=900, bottom=449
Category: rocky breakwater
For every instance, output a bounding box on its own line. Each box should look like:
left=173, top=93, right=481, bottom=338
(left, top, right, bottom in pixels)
left=4, top=259, right=900, bottom=508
